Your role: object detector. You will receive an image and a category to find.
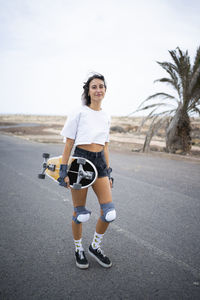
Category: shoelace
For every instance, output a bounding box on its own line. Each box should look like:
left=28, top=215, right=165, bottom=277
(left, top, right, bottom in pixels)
left=97, top=248, right=105, bottom=257
left=78, top=250, right=85, bottom=260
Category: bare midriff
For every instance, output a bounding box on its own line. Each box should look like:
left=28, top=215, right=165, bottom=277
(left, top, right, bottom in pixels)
left=77, top=143, right=104, bottom=152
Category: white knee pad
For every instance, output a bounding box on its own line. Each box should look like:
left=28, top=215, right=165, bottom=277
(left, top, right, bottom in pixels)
left=105, top=209, right=116, bottom=222
left=72, top=206, right=91, bottom=224
left=100, top=202, right=116, bottom=223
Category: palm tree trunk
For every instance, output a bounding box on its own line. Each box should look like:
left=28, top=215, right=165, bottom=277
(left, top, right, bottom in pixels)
left=166, top=104, right=191, bottom=153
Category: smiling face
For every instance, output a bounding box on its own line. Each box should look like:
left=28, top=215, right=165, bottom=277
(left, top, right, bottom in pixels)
left=88, top=78, right=106, bottom=104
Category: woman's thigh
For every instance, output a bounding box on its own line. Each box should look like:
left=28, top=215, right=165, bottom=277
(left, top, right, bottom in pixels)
left=92, top=176, right=112, bottom=204
left=71, top=188, right=88, bottom=207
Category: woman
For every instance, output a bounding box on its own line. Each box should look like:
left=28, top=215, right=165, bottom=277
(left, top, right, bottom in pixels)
left=59, top=73, right=116, bottom=269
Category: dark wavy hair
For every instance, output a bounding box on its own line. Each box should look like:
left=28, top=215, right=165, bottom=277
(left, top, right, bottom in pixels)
left=81, top=73, right=107, bottom=106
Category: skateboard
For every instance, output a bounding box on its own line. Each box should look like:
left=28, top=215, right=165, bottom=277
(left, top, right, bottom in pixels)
left=38, top=153, right=98, bottom=189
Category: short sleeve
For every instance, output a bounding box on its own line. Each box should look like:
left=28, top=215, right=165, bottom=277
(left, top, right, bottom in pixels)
left=105, top=114, right=111, bottom=142
left=60, top=110, right=80, bottom=140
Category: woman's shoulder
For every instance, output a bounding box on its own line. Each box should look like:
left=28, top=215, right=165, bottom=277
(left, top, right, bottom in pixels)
left=66, top=105, right=84, bottom=118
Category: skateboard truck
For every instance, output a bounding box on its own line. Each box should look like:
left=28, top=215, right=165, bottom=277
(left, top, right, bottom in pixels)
left=38, top=153, right=55, bottom=179
left=72, top=158, right=95, bottom=189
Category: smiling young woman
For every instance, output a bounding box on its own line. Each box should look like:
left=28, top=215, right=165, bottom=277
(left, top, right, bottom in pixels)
left=59, top=73, right=116, bottom=269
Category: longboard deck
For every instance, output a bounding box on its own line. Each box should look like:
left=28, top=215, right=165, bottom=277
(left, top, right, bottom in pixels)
left=45, top=155, right=62, bottom=181
left=39, top=154, right=98, bottom=189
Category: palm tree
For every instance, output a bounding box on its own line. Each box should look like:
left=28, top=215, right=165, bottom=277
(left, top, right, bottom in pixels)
left=135, top=46, right=200, bottom=153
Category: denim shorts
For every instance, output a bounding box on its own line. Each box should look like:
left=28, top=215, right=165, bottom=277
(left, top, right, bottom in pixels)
left=73, top=147, right=108, bottom=178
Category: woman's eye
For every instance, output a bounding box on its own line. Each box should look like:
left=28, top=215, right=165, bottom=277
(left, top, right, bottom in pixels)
left=91, top=84, right=105, bottom=89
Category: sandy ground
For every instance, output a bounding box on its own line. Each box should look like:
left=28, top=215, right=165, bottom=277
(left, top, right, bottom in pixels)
left=0, top=114, right=200, bottom=160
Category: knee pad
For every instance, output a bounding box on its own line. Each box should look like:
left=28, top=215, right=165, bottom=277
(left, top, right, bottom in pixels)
left=100, top=202, right=116, bottom=223
left=72, top=206, right=91, bottom=224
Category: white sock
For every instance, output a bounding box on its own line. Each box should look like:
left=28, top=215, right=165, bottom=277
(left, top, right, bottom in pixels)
left=91, top=232, right=104, bottom=250
left=74, top=238, right=84, bottom=252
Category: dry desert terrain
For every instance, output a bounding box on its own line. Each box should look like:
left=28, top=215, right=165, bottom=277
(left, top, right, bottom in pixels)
left=0, top=114, right=200, bottom=159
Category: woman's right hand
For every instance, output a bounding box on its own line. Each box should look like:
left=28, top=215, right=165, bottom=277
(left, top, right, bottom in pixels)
left=64, top=176, right=70, bottom=189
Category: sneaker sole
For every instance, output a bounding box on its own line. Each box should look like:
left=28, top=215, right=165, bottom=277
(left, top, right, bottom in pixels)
left=76, top=261, right=89, bottom=269
left=88, top=249, right=112, bottom=268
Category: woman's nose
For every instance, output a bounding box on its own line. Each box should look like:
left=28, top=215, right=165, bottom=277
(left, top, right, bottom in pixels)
left=96, top=87, right=101, bottom=92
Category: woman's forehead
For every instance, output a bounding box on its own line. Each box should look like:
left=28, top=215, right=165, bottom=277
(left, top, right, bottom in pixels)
left=90, top=78, right=105, bottom=86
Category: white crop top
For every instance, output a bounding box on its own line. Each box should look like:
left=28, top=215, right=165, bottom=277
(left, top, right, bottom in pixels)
left=60, top=105, right=111, bottom=146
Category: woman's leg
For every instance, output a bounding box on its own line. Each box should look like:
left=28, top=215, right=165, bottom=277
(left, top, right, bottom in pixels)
left=92, top=176, right=113, bottom=234
left=71, top=188, right=90, bottom=269
left=88, top=176, right=115, bottom=268
left=71, top=188, right=88, bottom=240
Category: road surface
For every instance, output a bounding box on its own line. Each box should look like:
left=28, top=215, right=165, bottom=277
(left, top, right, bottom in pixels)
left=0, top=134, right=200, bottom=299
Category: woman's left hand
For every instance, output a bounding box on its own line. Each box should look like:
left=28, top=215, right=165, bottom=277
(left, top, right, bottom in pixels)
left=109, top=178, right=114, bottom=188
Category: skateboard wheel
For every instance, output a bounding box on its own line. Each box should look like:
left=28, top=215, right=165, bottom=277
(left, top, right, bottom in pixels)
left=38, top=174, right=45, bottom=179
left=42, top=153, right=50, bottom=158
left=77, top=158, right=86, bottom=165
left=73, top=183, right=82, bottom=190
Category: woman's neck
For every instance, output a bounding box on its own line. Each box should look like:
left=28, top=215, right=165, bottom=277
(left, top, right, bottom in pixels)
left=89, top=102, right=102, bottom=111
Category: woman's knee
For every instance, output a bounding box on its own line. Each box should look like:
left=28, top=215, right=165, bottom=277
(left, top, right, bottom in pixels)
left=100, top=202, right=116, bottom=223
left=72, top=206, right=91, bottom=224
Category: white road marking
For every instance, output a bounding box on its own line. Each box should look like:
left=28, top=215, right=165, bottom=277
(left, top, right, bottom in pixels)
left=93, top=210, right=200, bottom=279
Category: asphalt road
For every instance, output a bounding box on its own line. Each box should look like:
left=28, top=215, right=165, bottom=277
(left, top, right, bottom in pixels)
left=0, top=134, right=200, bottom=300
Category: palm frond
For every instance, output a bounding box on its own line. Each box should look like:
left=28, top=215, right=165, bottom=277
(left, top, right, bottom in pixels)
left=169, top=49, right=181, bottom=69
left=192, top=46, right=200, bottom=75
left=169, top=48, right=191, bottom=105
left=187, top=91, right=200, bottom=111
left=139, top=103, right=172, bottom=111
left=191, top=106, right=200, bottom=115
left=137, top=92, right=178, bottom=109
left=154, top=78, right=173, bottom=84
left=156, top=62, right=182, bottom=98
left=142, top=116, right=169, bottom=152
left=137, top=107, right=176, bottom=133
left=154, top=77, right=181, bottom=98
left=156, top=61, right=178, bottom=78
left=150, top=108, right=176, bottom=118
left=188, top=64, right=200, bottom=99
left=137, top=108, right=158, bottom=132
left=169, top=48, right=190, bottom=77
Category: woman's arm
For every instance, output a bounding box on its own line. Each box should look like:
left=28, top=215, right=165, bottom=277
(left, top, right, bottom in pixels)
left=60, top=138, right=75, bottom=188
left=61, top=138, right=75, bottom=164
left=103, top=142, right=110, bottom=168
left=104, top=142, right=113, bottom=188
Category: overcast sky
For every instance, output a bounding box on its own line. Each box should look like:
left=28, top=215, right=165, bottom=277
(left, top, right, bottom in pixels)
left=0, top=0, right=200, bottom=116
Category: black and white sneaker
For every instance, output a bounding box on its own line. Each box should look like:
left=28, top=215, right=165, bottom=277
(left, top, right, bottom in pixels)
left=75, top=250, right=89, bottom=269
left=88, top=245, right=112, bottom=268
